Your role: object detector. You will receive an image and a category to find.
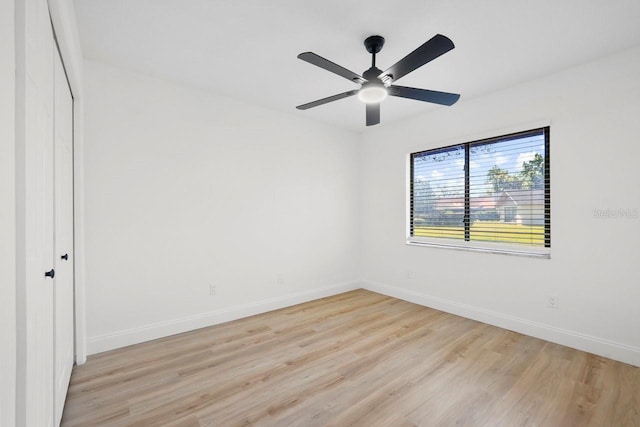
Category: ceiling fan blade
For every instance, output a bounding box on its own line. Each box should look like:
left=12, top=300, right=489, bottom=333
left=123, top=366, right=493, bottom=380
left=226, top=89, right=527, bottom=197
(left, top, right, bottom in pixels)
left=298, top=52, right=366, bottom=84
left=389, top=85, right=460, bottom=106
left=366, top=103, right=380, bottom=126
left=380, top=34, right=454, bottom=83
left=296, top=90, right=358, bottom=110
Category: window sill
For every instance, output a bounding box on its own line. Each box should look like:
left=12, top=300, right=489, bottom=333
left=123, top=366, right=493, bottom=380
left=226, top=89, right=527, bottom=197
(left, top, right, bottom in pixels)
left=406, top=239, right=551, bottom=259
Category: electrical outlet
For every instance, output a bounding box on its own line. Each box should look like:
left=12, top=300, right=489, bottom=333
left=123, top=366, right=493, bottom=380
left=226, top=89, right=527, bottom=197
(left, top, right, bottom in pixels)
left=547, top=295, right=559, bottom=309
left=406, top=270, right=413, bottom=279
left=209, top=285, right=217, bottom=296
left=277, top=273, right=285, bottom=285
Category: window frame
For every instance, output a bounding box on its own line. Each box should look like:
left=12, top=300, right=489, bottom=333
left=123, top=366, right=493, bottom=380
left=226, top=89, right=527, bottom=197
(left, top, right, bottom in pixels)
left=407, top=127, right=551, bottom=258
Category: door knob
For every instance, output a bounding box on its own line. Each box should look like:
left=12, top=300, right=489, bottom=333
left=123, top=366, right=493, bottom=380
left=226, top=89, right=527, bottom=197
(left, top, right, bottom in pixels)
left=45, top=269, right=55, bottom=279
left=61, top=254, right=69, bottom=261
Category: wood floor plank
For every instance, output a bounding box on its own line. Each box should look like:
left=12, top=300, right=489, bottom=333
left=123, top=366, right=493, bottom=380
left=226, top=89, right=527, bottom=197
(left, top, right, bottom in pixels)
left=62, top=289, right=640, bottom=426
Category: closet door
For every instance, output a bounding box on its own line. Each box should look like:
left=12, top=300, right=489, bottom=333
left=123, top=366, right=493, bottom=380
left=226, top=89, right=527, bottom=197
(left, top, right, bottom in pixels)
left=18, top=1, right=76, bottom=425
left=53, top=48, right=74, bottom=425
left=20, top=4, right=55, bottom=425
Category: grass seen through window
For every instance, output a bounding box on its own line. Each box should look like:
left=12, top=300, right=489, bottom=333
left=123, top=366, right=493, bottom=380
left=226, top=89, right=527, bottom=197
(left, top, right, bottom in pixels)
left=413, top=221, right=545, bottom=246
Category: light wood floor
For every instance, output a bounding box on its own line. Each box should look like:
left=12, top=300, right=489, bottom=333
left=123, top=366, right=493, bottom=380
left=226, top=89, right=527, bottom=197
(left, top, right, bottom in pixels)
left=62, top=289, right=640, bottom=426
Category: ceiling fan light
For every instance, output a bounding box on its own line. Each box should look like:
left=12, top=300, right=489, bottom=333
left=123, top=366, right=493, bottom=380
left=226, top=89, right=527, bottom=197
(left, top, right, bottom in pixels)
left=358, top=83, right=388, bottom=103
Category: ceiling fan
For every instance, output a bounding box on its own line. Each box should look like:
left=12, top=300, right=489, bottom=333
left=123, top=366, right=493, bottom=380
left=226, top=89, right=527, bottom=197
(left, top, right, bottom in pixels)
left=296, top=34, right=460, bottom=126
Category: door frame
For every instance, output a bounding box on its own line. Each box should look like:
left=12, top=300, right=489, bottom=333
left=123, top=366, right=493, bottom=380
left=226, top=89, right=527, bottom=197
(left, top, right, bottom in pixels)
left=48, top=0, right=87, bottom=364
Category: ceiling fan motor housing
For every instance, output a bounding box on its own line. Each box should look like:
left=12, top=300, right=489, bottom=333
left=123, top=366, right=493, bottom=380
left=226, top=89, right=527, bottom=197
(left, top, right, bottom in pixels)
left=363, top=67, right=384, bottom=81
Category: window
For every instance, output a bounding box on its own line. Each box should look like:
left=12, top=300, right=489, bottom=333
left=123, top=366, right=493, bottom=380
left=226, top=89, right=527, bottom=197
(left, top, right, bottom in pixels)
left=504, top=206, right=517, bottom=223
left=409, top=127, right=550, bottom=257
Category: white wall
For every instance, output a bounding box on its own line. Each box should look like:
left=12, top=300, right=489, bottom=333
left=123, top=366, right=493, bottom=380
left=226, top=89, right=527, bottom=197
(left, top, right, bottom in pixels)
left=361, top=46, right=640, bottom=366
left=83, top=60, right=361, bottom=354
left=0, top=0, right=16, bottom=424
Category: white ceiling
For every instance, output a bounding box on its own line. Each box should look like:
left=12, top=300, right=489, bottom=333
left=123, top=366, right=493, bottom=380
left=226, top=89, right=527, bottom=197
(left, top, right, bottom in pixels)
left=74, top=0, right=640, bottom=132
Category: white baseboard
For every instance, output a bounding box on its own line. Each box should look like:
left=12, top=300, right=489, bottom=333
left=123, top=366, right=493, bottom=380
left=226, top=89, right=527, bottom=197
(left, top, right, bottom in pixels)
left=362, top=280, right=640, bottom=367
left=87, top=280, right=360, bottom=355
